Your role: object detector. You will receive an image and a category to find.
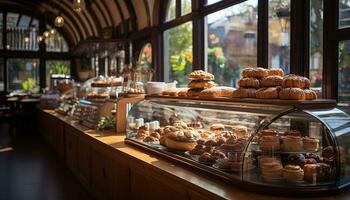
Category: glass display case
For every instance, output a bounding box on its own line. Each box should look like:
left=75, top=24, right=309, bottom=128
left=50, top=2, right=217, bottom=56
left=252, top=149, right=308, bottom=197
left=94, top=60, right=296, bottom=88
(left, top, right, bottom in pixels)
left=125, top=95, right=350, bottom=196
left=80, top=76, right=123, bottom=100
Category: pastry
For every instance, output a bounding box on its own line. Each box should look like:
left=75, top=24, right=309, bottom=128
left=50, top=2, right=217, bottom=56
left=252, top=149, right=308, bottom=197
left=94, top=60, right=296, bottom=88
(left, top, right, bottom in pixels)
left=165, top=129, right=200, bottom=151
left=260, top=129, right=279, bottom=137
left=303, top=164, right=319, bottom=183
left=150, top=132, right=161, bottom=139
left=215, top=137, right=227, bottom=146
left=300, top=158, right=317, bottom=168
left=177, top=88, right=189, bottom=97
left=204, top=139, right=218, bottom=147
left=305, top=153, right=323, bottom=163
left=189, top=144, right=205, bottom=155
left=215, top=158, right=233, bottom=170
left=238, top=78, right=260, bottom=88
left=261, top=160, right=283, bottom=178
left=162, top=90, right=170, bottom=96
left=241, top=67, right=268, bottom=78
left=198, top=152, right=216, bottom=164
left=159, top=136, right=167, bottom=146
left=283, top=165, right=304, bottom=184
left=172, top=121, right=188, bottom=129
left=260, top=76, right=283, bottom=87
left=220, top=142, right=245, bottom=153
left=143, top=136, right=159, bottom=142
left=232, top=88, right=257, bottom=98
left=283, top=129, right=301, bottom=137
left=187, top=88, right=203, bottom=97
left=256, top=87, right=281, bottom=99
left=210, top=124, right=225, bottom=131
left=203, top=146, right=214, bottom=153
left=168, top=88, right=181, bottom=96
left=282, top=74, right=310, bottom=89
left=188, top=80, right=216, bottom=89
left=304, top=89, right=317, bottom=100
left=267, top=68, right=284, bottom=77
left=188, top=121, right=202, bottom=129
left=303, top=137, right=319, bottom=151
left=188, top=70, right=214, bottom=80
left=259, top=136, right=281, bottom=151
left=279, top=87, right=306, bottom=100
left=136, top=126, right=149, bottom=140
left=259, top=157, right=281, bottom=166
left=199, top=86, right=235, bottom=98
left=91, top=80, right=110, bottom=87
left=282, top=136, right=303, bottom=152
left=232, top=125, right=248, bottom=138
left=211, top=150, right=227, bottom=160
left=220, top=131, right=237, bottom=140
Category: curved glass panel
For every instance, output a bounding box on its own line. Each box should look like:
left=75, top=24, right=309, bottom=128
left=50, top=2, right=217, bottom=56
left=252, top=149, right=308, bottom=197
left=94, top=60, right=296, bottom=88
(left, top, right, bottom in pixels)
left=244, top=109, right=337, bottom=189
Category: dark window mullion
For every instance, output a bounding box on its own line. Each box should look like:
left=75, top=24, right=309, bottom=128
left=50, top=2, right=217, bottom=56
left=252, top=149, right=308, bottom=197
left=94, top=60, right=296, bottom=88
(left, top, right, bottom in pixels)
left=257, top=0, right=268, bottom=68
left=3, top=12, right=7, bottom=93
left=176, top=0, right=181, bottom=18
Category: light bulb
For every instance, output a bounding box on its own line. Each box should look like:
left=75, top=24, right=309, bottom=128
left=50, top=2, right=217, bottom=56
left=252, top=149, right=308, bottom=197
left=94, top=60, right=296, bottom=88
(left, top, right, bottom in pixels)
left=37, top=35, right=44, bottom=43
left=43, top=31, right=50, bottom=38
left=24, top=36, right=30, bottom=43
left=73, top=0, right=85, bottom=12
left=55, top=16, right=64, bottom=27
left=50, top=28, right=57, bottom=35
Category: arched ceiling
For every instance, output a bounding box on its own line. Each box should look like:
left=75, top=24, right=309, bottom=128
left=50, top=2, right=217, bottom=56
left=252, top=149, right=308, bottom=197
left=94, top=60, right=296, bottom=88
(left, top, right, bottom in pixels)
left=0, top=0, right=154, bottom=47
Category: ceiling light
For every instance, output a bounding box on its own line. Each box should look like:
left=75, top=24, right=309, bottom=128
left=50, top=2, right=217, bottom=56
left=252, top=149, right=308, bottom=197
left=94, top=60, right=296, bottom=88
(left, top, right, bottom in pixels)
left=37, top=35, right=44, bottom=43
left=50, top=28, right=57, bottom=35
left=43, top=31, right=51, bottom=38
left=73, top=0, right=86, bottom=13
left=24, top=36, right=30, bottom=43
left=54, top=15, right=64, bottom=27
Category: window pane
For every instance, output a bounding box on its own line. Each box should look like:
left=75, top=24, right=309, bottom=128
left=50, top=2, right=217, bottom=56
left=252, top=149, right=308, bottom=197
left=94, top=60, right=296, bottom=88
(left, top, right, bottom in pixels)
left=181, top=0, right=191, bottom=15
left=166, top=0, right=176, bottom=22
left=310, top=0, right=323, bottom=97
left=0, top=13, right=3, bottom=49
left=46, top=60, right=71, bottom=88
left=7, top=59, right=39, bottom=92
left=138, top=43, right=152, bottom=69
left=339, top=40, right=350, bottom=103
left=339, top=0, right=350, bottom=28
left=164, top=22, right=193, bottom=86
left=46, top=25, right=69, bottom=52
left=6, top=13, right=39, bottom=51
left=0, top=58, right=3, bottom=91
left=206, top=0, right=258, bottom=87
left=268, top=0, right=290, bottom=74
left=206, top=0, right=222, bottom=6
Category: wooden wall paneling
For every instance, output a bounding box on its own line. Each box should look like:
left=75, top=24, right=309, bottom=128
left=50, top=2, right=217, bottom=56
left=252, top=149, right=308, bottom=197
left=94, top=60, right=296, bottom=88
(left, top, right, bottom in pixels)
left=77, top=136, right=91, bottom=187
left=65, top=126, right=78, bottom=172
left=56, top=120, right=65, bottom=159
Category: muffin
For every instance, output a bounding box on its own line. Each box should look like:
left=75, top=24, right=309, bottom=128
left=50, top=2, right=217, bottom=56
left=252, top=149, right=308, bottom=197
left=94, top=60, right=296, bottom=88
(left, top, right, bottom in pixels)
left=288, top=154, right=305, bottom=166
left=283, top=165, right=304, bottom=184
left=232, top=125, right=248, bottom=138
left=259, top=136, right=281, bottom=151
left=303, top=137, right=319, bottom=151
left=303, top=164, right=319, bottom=183
left=282, top=136, right=303, bottom=152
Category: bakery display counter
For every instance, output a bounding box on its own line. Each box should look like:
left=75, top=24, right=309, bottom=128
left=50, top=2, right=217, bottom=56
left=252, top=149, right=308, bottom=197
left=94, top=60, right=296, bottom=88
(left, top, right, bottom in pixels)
left=38, top=108, right=350, bottom=200
left=125, top=95, right=350, bottom=196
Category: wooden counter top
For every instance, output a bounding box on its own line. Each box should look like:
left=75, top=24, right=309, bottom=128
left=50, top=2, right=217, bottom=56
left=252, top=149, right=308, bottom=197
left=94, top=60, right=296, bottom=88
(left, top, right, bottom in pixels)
left=43, top=109, right=350, bottom=200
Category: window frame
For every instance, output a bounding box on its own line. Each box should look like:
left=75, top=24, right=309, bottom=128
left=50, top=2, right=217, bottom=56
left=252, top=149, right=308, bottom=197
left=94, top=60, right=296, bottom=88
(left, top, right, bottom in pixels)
left=158, top=0, right=307, bottom=76
left=0, top=10, right=72, bottom=93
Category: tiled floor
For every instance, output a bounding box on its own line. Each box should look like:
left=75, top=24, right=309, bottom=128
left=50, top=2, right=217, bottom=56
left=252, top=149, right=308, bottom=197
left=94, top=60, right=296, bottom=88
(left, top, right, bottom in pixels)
left=0, top=123, right=92, bottom=200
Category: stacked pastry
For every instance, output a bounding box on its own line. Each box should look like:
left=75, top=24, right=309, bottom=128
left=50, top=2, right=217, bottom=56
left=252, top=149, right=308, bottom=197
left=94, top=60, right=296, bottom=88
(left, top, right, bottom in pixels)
left=279, top=74, right=317, bottom=100
left=232, top=67, right=284, bottom=98
left=187, top=70, right=216, bottom=97
left=232, top=67, right=317, bottom=100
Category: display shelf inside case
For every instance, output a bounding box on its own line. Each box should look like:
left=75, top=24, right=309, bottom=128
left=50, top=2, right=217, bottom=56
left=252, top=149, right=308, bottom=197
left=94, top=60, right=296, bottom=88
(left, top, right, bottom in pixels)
left=125, top=96, right=350, bottom=196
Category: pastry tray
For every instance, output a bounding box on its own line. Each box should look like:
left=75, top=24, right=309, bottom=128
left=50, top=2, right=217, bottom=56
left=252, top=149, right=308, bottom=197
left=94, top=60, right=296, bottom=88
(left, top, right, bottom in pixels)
left=146, top=95, right=337, bottom=109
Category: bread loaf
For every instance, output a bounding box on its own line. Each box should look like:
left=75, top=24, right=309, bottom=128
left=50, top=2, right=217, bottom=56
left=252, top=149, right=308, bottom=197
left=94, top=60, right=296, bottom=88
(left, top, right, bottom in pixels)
left=279, top=88, right=306, bottom=100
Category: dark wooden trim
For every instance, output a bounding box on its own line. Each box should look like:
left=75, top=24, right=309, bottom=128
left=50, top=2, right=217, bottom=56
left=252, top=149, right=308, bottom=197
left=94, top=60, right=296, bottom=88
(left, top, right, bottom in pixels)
left=192, top=0, right=205, bottom=70
left=290, top=0, right=309, bottom=76
left=129, top=27, right=152, bottom=40
left=323, top=0, right=338, bottom=99
left=200, top=0, right=246, bottom=16
left=176, top=0, right=181, bottom=18
left=85, top=1, right=102, bottom=36
left=93, top=0, right=111, bottom=28
left=99, top=0, right=114, bottom=26
left=257, top=0, right=268, bottom=68
left=124, top=0, right=138, bottom=31
left=3, top=12, right=7, bottom=92
left=151, top=27, right=164, bottom=81
left=143, top=0, right=151, bottom=27
left=160, top=13, right=194, bottom=31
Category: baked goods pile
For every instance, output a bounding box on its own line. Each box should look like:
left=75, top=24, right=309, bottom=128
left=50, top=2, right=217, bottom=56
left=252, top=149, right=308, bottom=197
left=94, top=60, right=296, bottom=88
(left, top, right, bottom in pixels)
left=91, top=76, right=123, bottom=87
left=233, top=67, right=317, bottom=100
left=187, top=70, right=216, bottom=97
left=255, top=128, right=334, bottom=184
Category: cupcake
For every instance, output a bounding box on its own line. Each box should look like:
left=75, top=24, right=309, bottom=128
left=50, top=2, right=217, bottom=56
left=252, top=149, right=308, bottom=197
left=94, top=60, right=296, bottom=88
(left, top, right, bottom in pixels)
left=303, top=137, right=319, bottom=151
left=303, top=164, right=319, bottom=183
left=261, top=160, right=283, bottom=180
left=259, top=136, right=281, bottom=151
left=283, top=165, right=304, bottom=184
left=282, top=136, right=303, bottom=152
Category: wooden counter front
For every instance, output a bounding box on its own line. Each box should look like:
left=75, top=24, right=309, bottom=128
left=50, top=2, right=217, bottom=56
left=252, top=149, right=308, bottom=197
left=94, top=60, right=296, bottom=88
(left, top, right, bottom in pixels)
left=38, top=109, right=350, bottom=200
